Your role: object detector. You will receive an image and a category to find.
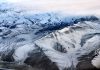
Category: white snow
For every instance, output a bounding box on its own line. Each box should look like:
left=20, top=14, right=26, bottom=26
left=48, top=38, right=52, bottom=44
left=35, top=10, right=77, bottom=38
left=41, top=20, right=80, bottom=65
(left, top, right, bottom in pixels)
left=13, top=44, right=35, bottom=62
left=92, top=51, right=100, bottom=68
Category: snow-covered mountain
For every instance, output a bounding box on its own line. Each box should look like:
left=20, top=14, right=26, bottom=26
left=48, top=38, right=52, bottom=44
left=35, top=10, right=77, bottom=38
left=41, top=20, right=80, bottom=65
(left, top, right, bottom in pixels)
left=0, top=1, right=100, bottom=70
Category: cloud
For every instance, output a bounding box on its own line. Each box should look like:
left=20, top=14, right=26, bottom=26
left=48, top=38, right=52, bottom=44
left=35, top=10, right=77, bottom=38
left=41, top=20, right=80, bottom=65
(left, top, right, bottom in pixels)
left=5, top=0, right=100, bottom=15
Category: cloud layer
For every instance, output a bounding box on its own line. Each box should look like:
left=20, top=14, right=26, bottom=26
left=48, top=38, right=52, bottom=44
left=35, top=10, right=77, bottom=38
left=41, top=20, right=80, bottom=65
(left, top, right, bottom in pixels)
left=4, top=0, right=100, bottom=15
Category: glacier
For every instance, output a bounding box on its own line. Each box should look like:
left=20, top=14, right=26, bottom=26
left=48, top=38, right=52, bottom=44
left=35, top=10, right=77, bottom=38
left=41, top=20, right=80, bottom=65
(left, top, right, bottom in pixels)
left=0, top=1, right=100, bottom=70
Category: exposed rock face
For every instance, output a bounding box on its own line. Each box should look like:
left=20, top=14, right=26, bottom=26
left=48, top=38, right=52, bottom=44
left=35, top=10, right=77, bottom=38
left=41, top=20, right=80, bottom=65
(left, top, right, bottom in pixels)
left=0, top=1, right=100, bottom=70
